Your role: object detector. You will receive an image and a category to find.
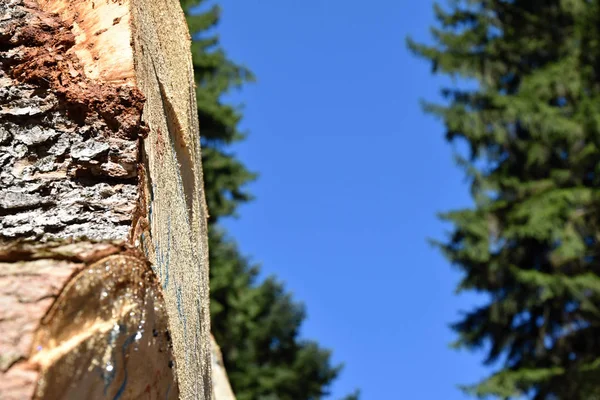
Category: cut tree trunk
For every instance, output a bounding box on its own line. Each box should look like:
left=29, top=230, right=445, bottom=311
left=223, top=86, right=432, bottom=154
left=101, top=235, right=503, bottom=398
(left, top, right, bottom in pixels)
left=0, top=0, right=220, bottom=399
left=210, top=335, right=236, bottom=400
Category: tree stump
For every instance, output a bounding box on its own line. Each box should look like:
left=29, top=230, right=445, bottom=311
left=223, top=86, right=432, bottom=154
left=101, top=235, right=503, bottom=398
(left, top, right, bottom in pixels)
left=0, top=1, right=212, bottom=398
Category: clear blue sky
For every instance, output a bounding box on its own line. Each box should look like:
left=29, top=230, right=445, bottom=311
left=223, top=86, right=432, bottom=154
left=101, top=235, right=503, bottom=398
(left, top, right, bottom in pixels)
left=212, top=1, right=490, bottom=398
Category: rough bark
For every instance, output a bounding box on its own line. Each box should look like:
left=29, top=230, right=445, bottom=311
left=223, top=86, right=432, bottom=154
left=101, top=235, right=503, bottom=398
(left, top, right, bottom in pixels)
left=0, top=0, right=214, bottom=398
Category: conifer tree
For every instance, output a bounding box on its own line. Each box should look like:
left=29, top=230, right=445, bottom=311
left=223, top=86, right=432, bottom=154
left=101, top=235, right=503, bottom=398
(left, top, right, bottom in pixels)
left=409, top=1, right=600, bottom=398
left=180, top=1, right=359, bottom=398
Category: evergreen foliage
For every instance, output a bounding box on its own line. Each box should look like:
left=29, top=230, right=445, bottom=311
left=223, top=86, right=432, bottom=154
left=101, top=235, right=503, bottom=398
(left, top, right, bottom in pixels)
left=409, top=1, right=600, bottom=398
left=179, top=1, right=359, bottom=398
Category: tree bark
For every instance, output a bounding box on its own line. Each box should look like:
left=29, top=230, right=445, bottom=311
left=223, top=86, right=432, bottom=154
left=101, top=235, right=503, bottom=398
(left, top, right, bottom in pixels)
left=0, top=1, right=213, bottom=399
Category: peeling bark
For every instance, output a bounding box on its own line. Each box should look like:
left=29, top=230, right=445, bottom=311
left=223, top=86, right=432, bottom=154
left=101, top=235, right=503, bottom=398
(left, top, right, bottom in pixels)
left=0, top=0, right=144, bottom=242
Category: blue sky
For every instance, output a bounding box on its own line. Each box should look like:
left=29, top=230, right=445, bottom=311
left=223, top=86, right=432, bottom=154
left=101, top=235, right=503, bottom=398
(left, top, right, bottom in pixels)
left=212, top=1, right=489, bottom=398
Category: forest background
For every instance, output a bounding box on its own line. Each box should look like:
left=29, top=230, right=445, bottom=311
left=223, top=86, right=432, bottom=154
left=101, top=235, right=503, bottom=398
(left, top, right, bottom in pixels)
left=183, top=0, right=600, bottom=399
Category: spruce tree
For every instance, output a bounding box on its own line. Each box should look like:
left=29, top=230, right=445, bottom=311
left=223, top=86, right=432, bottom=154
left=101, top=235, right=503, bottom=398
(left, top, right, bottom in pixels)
left=409, top=1, right=600, bottom=398
left=208, top=228, right=345, bottom=400
left=180, top=1, right=359, bottom=398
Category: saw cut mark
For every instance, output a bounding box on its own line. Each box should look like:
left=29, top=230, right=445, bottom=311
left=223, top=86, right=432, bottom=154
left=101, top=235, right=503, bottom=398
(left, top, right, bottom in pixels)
left=154, top=72, right=197, bottom=229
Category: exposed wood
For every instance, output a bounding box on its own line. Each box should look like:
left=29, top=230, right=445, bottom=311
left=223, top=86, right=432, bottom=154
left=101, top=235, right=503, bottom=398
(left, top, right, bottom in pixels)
left=129, top=1, right=212, bottom=397
left=0, top=0, right=213, bottom=398
left=210, top=335, right=236, bottom=400
left=0, top=242, right=176, bottom=399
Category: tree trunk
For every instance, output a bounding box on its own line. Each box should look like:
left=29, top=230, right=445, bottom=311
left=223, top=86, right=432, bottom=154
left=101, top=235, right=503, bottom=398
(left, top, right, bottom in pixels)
left=0, top=0, right=214, bottom=398
left=210, top=335, right=236, bottom=400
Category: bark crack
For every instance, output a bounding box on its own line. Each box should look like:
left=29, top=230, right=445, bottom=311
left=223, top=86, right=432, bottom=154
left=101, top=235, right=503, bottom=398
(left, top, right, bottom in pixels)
left=0, top=0, right=147, bottom=243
